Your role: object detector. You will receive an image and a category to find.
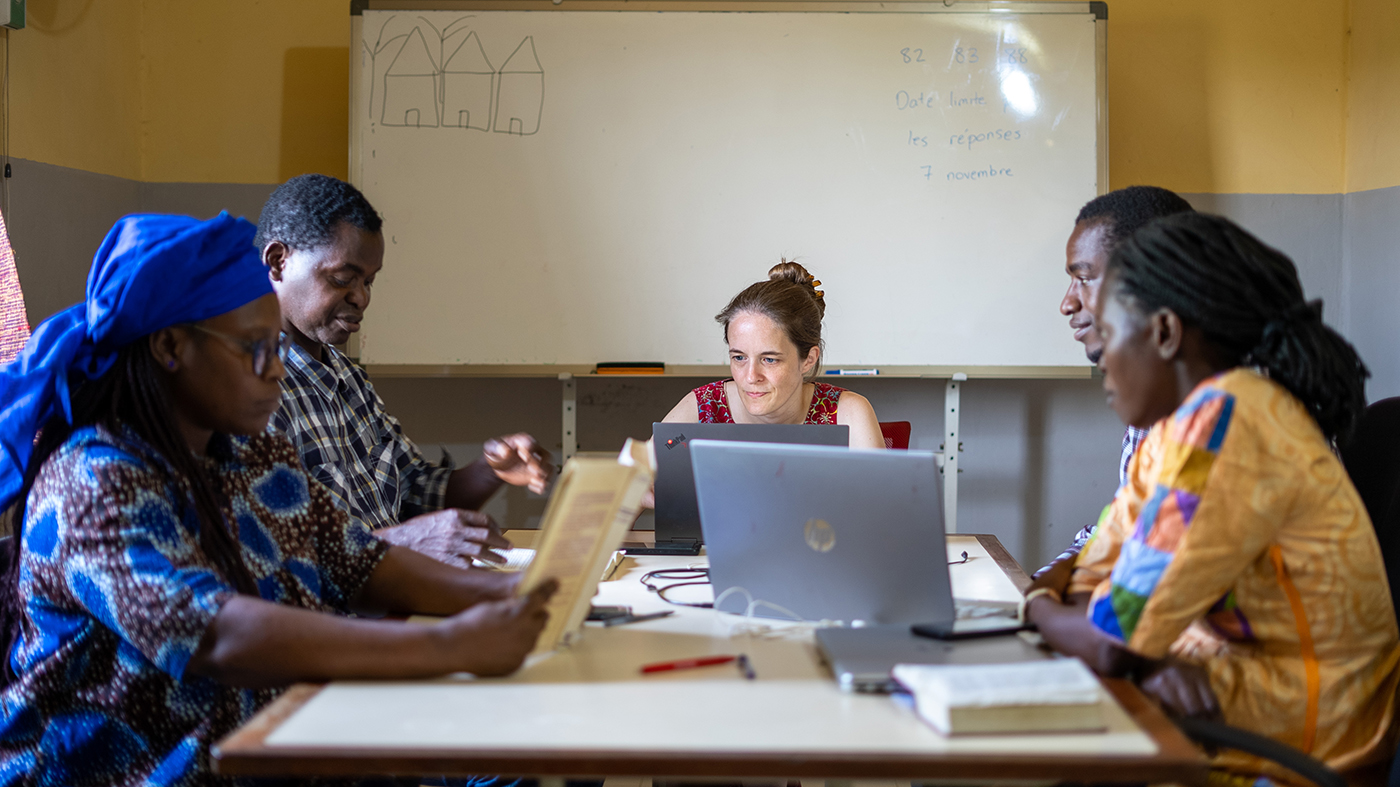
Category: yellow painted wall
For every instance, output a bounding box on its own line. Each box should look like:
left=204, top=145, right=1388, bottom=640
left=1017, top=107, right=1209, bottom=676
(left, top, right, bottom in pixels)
left=1344, top=0, right=1400, bottom=193
left=1108, top=0, right=1347, bottom=194
left=10, top=0, right=145, bottom=181
left=139, top=0, right=347, bottom=184
left=7, top=0, right=1395, bottom=194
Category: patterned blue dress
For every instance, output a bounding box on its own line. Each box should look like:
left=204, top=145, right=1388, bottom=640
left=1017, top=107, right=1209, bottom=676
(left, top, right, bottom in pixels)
left=0, top=425, right=389, bottom=786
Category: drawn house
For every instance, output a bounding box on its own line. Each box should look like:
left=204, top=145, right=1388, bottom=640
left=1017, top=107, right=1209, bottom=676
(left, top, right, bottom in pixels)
left=493, top=36, right=544, bottom=135
left=441, top=31, right=495, bottom=132
left=382, top=28, right=440, bottom=127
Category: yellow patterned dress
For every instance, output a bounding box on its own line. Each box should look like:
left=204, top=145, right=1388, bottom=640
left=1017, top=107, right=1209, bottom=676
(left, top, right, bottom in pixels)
left=1069, top=368, right=1400, bottom=782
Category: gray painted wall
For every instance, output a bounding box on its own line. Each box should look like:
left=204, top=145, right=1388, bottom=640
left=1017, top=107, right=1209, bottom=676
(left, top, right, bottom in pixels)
left=5, top=158, right=273, bottom=326
left=1183, top=193, right=1346, bottom=334
left=1343, top=185, right=1400, bottom=402
left=4, top=157, right=1395, bottom=567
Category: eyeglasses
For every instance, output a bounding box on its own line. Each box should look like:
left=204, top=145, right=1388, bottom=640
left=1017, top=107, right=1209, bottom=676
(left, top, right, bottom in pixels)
left=186, top=324, right=292, bottom=377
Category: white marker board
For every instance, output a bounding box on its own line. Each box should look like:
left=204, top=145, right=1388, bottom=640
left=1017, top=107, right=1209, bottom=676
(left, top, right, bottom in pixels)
left=350, top=2, right=1106, bottom=369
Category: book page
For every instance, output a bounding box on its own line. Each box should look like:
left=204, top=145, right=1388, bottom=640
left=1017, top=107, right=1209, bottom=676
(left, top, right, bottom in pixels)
left=520, top=440, right=654, bottom=653
left=524, top=472, right=621, bottom=652
left=893, top=659, right=1101, bottom=708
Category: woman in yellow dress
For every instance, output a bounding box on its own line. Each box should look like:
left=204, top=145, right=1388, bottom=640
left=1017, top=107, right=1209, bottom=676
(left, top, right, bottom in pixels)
left=1026, top=213, right=1399, bottom=784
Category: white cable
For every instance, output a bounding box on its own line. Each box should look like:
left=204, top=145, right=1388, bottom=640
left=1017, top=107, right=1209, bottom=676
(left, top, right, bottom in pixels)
left=711, top=585, right=846, bottom=640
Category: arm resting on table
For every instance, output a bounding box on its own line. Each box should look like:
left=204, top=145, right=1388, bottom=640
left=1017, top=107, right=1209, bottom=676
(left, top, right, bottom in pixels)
left=354, top=544, right=519, bottom=617
left=185, top=547, right=554, bottom=688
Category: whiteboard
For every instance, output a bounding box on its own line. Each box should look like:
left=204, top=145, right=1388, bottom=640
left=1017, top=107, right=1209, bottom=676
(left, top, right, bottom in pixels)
left=351, top=3, right=1106, bottom=368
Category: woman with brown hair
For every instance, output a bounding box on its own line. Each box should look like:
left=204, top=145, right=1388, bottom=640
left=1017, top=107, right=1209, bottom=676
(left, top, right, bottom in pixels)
left=661, top=261, right=884, bottom=449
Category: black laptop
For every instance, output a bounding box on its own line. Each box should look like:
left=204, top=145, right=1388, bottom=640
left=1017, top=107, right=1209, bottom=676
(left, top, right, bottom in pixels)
left=629, top=422, right=848, bottom=555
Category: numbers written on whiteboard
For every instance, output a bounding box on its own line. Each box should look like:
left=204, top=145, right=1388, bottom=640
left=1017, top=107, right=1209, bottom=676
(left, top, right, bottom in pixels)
left=953, top=46, right=978, bottom=65
left=903, top=45, right=1028, bottom=66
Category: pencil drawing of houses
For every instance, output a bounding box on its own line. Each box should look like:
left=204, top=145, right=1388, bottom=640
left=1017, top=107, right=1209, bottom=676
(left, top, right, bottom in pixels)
left=382, top=28, right=440, bottom=127
left=493, top=36, right=544, bottom=135
left=442, top=31, right=495, bottom=132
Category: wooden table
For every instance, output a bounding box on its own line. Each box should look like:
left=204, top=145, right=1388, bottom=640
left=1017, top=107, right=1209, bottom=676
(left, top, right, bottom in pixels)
left=213, top=534, right=1207, bottom=784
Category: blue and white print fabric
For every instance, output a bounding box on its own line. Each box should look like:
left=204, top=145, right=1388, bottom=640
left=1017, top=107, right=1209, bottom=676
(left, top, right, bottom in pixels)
left=0, top=425, right=388, bottom=786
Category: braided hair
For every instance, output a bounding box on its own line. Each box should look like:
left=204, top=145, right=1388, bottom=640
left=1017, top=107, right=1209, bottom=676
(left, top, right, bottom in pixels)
left=1107, top=213, right=1369, bottom=443
left=0, top=340, right=258, bottom=684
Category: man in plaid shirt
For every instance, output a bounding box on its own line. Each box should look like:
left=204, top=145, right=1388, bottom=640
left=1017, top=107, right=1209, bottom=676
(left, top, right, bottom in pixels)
left=257, top=175, right=552, bottom=568
left=1036, top=186, right=1194, bottom=579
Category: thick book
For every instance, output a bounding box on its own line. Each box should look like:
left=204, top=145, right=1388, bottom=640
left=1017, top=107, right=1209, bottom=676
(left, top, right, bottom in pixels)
left=519, top=439, right=655, bottom=654
left=891, top=659, right=1106, bottom=736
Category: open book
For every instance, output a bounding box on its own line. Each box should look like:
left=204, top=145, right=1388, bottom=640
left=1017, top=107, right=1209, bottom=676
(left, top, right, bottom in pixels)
left=892, top=659, right=1106, bottom=735
left=519, top=438, right=655, bottom=654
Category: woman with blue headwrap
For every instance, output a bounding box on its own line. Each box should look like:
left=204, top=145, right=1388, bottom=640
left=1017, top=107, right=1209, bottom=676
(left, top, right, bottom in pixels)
left=0, top=214, right=556, bottom=785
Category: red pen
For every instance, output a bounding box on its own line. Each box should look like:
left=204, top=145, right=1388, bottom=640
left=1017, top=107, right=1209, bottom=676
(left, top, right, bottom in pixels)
left=640, top=655, right=737, bottom=674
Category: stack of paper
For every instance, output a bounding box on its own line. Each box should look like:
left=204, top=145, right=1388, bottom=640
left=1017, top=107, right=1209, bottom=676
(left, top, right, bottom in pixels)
left=474, top=548, right=538, bottom=572
left=891, top=659, right=1106, bottom=735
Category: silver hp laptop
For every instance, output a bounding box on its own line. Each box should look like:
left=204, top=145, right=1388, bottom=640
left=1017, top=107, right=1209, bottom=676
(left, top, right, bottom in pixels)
left=690, top=441, right=1024, bottom=636
left=635, top=423, right=848, bottom=556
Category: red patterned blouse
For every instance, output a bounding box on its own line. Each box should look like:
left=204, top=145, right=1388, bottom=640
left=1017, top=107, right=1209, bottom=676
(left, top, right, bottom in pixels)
left=692, top=379, right=846, bottom=424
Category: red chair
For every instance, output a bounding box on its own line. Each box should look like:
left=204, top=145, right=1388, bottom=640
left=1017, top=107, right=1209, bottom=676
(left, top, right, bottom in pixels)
left=879, top=421, right=911, bottom=450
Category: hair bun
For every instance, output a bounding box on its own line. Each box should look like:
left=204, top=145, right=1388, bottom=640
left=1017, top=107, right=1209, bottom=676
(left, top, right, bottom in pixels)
left=768, top=259, right=824, bottom=303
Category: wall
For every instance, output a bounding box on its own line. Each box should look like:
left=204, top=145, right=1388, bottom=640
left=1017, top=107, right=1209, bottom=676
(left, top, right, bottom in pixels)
left=138, top=0, right=348, bottom=184
left=1108, top=0, right=1348, bottom=194
left=5, top=158, right=274, bottom=323
left=9, top=0, right=144, bottom=181
left=3, top=0, right=1397, bottom=569
left=1343, top=0, right=1400, bottom=402
left=1345, top=0, right=1400, bottom=193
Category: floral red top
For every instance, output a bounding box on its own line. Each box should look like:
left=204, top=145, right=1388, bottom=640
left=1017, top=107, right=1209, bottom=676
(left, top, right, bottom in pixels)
left=693, top=380, right=846, bottom=424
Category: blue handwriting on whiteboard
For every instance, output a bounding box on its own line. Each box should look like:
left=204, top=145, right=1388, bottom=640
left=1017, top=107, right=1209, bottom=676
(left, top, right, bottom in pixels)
left=896, top=91, right=936, bottom=110
left=949, top=89, right=986, bottom=107
left=949, top=128, right=1022, bottom=150
left=923, top=165, right=1015, bottom=181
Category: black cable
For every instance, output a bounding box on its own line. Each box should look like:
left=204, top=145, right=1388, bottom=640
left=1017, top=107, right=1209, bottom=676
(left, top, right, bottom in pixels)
left=640, top=568, right=712, bottom=608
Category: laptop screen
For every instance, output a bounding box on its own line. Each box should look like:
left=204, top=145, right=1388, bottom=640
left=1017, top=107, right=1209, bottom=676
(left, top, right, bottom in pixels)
left=651, top=422, right=849, bottom=546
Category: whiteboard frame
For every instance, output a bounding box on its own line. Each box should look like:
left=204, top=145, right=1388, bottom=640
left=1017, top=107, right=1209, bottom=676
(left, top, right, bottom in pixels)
left=347, top=0, right=1108, bottom=380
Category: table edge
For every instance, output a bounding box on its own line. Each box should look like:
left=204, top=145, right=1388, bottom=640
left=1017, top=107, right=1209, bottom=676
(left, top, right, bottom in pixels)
left=214, top=535, right=1206, bottom=783
left=213, top=680, right=1205, bottom=782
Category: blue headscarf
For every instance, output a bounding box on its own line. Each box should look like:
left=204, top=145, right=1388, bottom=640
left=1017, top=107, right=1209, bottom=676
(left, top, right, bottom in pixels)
left=0, top=212, right=275, bottom=512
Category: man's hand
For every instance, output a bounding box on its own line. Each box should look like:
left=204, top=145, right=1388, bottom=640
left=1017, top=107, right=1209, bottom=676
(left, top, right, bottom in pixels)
left=377, top=509, right=513, bottom=569
left=484, top=433, right=554, bottom=495
left=1140, top=658, right=1221, bottom=720
left=434, top=579, right=559, bottom=676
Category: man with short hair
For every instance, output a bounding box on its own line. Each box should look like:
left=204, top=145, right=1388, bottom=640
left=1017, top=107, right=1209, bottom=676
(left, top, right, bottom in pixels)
left=1038, top=186, right=1195, bottom=574
left=257, top=174, right=551, bottom=568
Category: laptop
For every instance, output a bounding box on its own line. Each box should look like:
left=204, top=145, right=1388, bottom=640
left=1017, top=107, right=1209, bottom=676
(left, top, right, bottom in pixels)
left=632, top=422, right=849, bottom=556
left=689, top=441, right=1024, bottom=637
left=814, top=625, right=1047, bottom=693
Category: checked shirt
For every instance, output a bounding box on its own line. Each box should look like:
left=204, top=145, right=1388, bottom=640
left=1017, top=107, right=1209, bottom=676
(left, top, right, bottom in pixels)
left=269, top=341, right=453, bottom=532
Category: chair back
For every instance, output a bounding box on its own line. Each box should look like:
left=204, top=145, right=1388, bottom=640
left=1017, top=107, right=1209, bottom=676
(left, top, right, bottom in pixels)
left=1340, top=397, right=1400, bottom=608
left=879, top=421, right=912, bottom=450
